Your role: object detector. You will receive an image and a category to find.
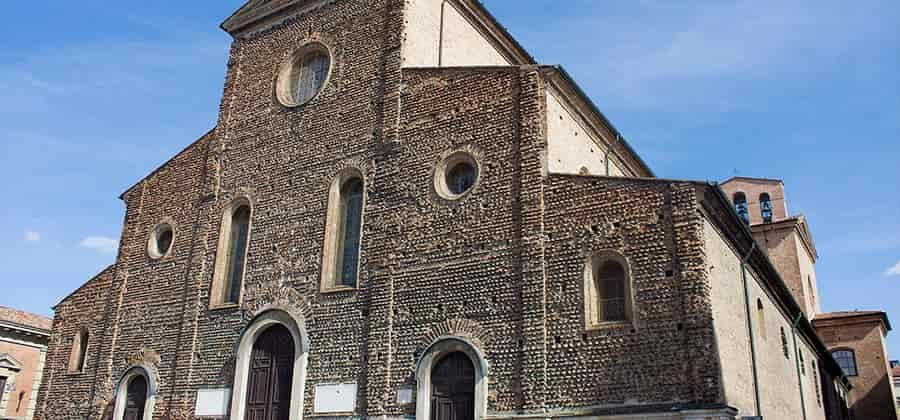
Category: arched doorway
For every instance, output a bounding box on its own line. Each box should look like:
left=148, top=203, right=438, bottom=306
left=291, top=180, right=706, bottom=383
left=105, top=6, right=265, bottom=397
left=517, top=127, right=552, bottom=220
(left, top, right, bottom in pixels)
left=230, top=308, right=309, bottom=420
left=431, top=353, right=475, bottom=420
left=415, top=337, right=488, bottom=420
left=123, top=375, right=148, bottom=420
left=246, top=325, right=295, bottom=420
left=112, top=365, right=156, bottom=420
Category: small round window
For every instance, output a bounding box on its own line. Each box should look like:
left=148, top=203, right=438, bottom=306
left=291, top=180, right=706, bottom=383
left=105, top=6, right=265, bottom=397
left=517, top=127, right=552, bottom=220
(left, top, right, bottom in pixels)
left=148, top=223, right=174, bottom=259
left=435, top=152, right=480, bottom=200
left=276, top=44, right=331, bottom=107
left=446, top=161, right=477, bottom=195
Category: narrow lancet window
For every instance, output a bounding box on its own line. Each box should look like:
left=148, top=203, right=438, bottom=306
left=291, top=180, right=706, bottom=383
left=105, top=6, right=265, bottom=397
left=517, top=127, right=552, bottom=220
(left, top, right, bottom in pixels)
left=225, top=206, right=251, bottom=303
left=322, top=172, right=366, bottom=292
left=338, top=178, right=363, bottom=287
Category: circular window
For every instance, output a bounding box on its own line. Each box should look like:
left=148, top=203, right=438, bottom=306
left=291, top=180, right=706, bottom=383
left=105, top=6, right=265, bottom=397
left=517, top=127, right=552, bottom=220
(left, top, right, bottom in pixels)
left=435, top=152, right=480, bottom=200
left=276, top=44, right=331, bottom=107
left=148, top=223, right=174, bottom=259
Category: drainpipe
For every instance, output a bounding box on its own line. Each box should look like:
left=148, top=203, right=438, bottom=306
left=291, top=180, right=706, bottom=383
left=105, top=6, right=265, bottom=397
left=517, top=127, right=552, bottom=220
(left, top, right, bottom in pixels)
left=792, top=312, right=809, bottom=420
left=740, top=242, right=763, bottom=416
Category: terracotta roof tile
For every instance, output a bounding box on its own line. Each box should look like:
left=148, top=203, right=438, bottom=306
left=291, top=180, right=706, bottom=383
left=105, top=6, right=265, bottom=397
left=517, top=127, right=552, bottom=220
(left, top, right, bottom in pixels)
left=0, top=305, right=52, bottom=331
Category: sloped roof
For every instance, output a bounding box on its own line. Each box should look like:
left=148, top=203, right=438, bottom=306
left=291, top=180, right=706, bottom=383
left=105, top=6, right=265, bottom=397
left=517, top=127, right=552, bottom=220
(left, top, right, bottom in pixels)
left=0, top=305, right=52, bottom=332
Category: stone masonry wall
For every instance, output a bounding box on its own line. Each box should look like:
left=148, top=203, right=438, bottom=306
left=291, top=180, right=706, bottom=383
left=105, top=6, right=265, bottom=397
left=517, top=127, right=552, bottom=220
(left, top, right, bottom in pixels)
left=34, top=266, right=114, bottom=418
left=541, top=175, right=722, bottom=412
left=34, top=1, right=758, bottom=419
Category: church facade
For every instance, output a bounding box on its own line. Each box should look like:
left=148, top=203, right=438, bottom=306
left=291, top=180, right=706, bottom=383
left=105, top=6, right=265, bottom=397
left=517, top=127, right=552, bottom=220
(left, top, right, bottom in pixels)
left=33, top=1, right=869, bottom=419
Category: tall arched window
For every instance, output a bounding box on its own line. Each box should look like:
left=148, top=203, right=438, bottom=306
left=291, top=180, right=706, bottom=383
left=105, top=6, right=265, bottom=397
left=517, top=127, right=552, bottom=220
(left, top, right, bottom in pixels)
left=832, top=349, right=858, bottom=376
left=760, top=193, right=773, bottom=223
left=211, top=200, right=253, bottom=307
left=733, top=192, right=749, bottom=225
left=338, top=178, right=363, bottom=287
left=321, top=171, right=366, bottom=291
left=756, top=299, right=767, bottom=339
left=584, top=252, right=633, bottom=328
left=68, top=329, right=89, bottom=373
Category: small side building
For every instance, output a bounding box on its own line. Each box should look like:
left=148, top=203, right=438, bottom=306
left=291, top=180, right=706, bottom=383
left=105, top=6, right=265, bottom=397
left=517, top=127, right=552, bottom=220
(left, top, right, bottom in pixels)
left=814, top=311, right=899, bottom=420
left=0, top=306, right=52, bottom=420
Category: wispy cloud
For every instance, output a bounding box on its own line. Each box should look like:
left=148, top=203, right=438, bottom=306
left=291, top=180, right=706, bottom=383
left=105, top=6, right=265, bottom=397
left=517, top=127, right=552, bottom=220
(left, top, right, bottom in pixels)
left=530, top=0, right=899, bottom=110
left=886, top=261, right=900, bottom=277
left=24, top=231, right=41, bottom=242
left=79, top=236, right=119, bottom=254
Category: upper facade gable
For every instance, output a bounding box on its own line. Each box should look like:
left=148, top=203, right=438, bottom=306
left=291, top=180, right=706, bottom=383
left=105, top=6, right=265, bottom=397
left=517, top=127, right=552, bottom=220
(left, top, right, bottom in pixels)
left=222, top=0, right=330, bottom=35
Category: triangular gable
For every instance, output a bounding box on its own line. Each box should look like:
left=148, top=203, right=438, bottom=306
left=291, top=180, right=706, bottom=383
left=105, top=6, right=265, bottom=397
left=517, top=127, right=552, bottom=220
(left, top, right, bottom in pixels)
left=0, top=353, right=22, bottom=371
left=221, top=0, right=315, bottom=34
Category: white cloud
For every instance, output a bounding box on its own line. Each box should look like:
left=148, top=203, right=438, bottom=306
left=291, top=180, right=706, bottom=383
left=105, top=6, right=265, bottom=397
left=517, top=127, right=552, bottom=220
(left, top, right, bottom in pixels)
left=886, top=261, right=900, bottom=277
left=79, top=236, right=119, bottom=254
left=24, top=231, right=41, bottom=242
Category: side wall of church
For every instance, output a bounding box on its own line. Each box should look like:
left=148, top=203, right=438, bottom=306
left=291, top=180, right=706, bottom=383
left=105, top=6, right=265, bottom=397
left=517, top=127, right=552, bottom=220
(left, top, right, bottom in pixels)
left=704, top=218, right=827, bottom=420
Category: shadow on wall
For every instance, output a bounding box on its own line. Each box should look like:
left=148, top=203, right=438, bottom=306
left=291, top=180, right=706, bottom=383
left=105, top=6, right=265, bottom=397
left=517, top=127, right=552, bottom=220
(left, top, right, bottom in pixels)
left=852, top=376, right=900, bottom=420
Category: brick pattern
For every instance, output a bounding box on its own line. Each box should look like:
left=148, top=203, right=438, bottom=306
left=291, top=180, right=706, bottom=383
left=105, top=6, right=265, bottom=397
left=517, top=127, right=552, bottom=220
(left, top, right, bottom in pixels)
left=34, top=2, right=742, bottom=419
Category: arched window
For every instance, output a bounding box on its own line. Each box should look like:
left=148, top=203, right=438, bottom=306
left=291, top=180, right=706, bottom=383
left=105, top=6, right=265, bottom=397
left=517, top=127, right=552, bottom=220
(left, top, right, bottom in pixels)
left=338, top=178, right=364, bottom=287
left=211, top=200, right=252, bottom=307
left=584, top=253, right=633, bottom=328
left=756, top=299, right=767, bottom=339
left=800, top=349, right=806, bottom=375
left=813, top=360, right=822, bottom=406
left=832, top=349, right=858, bottom=377
left=760, top=193, right=773, bottom=223
left=733, top=192, right=749, bottom=225
left=781, top=327, right=790, bottom=359
left=321, top=172, right=366, bottom=291
left=68, top=329, right=89, bottom=373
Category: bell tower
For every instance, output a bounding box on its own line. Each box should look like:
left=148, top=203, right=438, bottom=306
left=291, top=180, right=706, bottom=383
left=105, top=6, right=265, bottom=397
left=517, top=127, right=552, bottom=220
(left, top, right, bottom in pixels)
left=721, top=177, right=821, bottom=317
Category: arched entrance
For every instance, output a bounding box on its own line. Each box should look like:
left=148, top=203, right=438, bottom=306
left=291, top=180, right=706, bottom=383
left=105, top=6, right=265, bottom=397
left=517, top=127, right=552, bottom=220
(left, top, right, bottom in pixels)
left=123, top=376, right=148, bottom=420
left=415, top=337, right=488, bottom=420
left=230, top=308, right=309, bottom=420
left=431, top=353, right=475, bottom=420
left=246, top=325, right=295, bottom=420
left=112, top=365, right=156, bottom=420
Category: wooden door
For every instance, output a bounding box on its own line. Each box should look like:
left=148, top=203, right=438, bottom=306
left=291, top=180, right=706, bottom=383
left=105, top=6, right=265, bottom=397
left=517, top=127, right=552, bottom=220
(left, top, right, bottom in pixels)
left=123, top=375, right=147, bottom=420
left=431, top=353, right=475, bottom=420
left=246, top=325, right=295, bottom=420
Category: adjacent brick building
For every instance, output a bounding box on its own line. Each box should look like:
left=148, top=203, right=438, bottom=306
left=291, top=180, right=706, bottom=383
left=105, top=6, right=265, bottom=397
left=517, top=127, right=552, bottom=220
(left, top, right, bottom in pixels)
left=0, top=306, right=51, bottom=420
left=814, top=312, right=899, bottom=420
left=33, top=1, right=881, bottom=420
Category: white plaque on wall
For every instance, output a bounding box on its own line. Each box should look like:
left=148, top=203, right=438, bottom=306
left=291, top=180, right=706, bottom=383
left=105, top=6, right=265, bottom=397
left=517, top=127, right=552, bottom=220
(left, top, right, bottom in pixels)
left=195, top=388, right=230, bottom=417
left=314, top=383, right=357, bottom=413
left=397, top=388, right=414, bottom=404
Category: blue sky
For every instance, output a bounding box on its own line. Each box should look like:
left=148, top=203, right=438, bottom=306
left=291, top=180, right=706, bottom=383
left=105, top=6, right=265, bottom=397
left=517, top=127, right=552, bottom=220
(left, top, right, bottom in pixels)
left=1, top=1, right=898, bottom=356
